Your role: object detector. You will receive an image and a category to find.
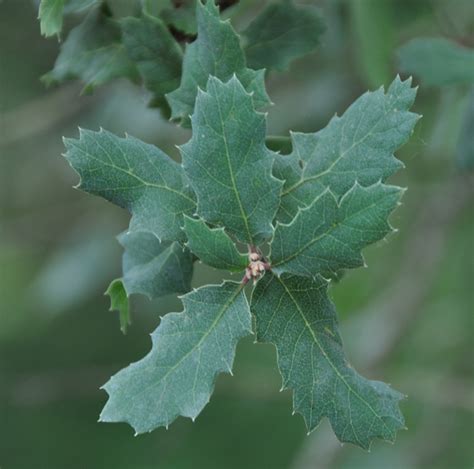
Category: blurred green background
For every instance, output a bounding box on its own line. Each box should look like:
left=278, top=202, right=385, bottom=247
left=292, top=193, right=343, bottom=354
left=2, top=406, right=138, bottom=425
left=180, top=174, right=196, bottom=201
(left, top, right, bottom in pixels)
left=1, top=0, right=473, bottom=468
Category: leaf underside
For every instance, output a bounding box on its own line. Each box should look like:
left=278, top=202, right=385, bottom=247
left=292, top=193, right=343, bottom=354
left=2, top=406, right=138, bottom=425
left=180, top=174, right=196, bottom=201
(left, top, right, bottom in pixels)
left=100, top=281, right=252, bottom=433
left=251, top=273, right=405, bottom=449
left=105, top=278, right=131, bottom=334
left=39, top=0, right=65, bottom=37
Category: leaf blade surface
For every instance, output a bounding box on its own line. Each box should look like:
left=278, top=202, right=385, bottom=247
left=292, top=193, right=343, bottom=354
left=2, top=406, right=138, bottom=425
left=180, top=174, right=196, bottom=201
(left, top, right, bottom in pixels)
left=251, top=273, right=405, bottom=448
left=183, top=216, right=248, bottom=272
left=181, top=76, right=282, bottom=245
left=243, top=0, right=325, bottom=71
left=166, top=0, right=270, bottom=125
left=64, top=128, right=196, bottom=242
left=271, top=183, right=403, bottom=278
left=120, top=231, right=194, bottom=299
left=101, top=281, right=252, bottom=433
left=276, top=77, right=419, bottom=223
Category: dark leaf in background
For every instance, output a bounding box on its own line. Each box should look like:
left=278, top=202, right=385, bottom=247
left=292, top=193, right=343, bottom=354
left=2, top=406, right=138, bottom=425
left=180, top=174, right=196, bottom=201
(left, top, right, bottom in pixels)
left=161, top=0, right=197, bottom=35
left=243, top=0, right=325, bottom=72
left=398, top=37, right=474, bottom=87
left=120, top=13, right=183, bottom=107
left=42, top=7, right=139, bottom=92
left=166, top=0, right=270, bottom=126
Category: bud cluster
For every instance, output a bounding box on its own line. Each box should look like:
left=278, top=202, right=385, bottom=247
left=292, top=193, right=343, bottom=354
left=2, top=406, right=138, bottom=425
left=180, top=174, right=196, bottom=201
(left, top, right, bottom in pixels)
left=243, top=250, right=271, bottom=285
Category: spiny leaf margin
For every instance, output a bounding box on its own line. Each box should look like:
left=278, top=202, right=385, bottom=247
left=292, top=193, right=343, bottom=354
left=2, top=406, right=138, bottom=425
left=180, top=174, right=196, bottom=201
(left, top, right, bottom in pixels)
left=100, top=280, right=252, bottom=433
left=251, top=272, right=406, bottom=449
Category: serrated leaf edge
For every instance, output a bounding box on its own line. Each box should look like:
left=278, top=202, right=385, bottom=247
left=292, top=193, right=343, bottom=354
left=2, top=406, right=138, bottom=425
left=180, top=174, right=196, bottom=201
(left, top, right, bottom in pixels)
left=99, top=280, right=252, bottom=433
left=270, top=180, right=405, bottom=278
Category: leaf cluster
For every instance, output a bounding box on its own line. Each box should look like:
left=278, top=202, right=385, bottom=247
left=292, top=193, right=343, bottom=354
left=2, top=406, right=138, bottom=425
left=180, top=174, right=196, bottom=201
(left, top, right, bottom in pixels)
left=39, top=0, right=324, bottom=112
left=41, top=0, right=421, bottom=449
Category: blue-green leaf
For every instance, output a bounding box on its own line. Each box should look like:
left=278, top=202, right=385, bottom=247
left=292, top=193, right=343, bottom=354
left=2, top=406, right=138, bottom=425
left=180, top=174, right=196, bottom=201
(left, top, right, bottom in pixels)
left=398, top=37, right=474, bottom=87
left=271, top=183, right=403, bottom=278
left=181, top=76, right=282, bottom=245
left=276, top=76, right=419, bottom=223
left=63, top=128, right=196, bottom=242
left=243, top=0, right=325, bottom=71
left=120, top=230, right=194, bottom=299
left=100, top=281, right=252, bottom=433
left=166, top=0, right=270, bottom=125
left=183, top=216, right=248, bottom=272
left=251, top=273, right=405, bottom=449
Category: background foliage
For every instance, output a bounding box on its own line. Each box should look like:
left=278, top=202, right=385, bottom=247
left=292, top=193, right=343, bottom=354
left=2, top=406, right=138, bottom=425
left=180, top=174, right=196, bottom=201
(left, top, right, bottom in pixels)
left=1, top=0, right=473, bottom=468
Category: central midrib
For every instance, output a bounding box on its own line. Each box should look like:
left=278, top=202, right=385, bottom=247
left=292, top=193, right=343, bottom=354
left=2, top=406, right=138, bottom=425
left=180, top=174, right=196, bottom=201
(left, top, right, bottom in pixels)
left=272, top=192, right=392, bottom=268
left=276, top=276, right=392, bottom=434
left=70, top=141, right=196, bottom=206
left=281, top=100, right=401, bottom=199
left=120, top=282, right=244, bottom=403
left=214, top=87, right=254, bottom=244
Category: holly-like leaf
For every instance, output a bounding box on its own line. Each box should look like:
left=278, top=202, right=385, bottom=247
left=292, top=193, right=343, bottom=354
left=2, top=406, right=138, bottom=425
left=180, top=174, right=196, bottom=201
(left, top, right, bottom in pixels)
left=271, top=183, right=403, bottom=278
left=276, top=76, right=419, bottom=223
left=100, top=281, right=252, bottom=433
left=243, top=0, right=325, bottom=71
left=63, top=128, right=196, bottom=242
left=106, top=278, right=131, bottom=334
left=398, top=37, right=474, bottom=87
left=183, top=216, right=248, bottom=272
left=120, top=231, right=194, bottom=300
left=166, top=0, right=270, bottom=125
left=251, top=273, right=405, bottom=448
left=39, top=0, right=65, bottom=37
left=181, top=76, right=282, bottom=245
left=42, top=8, right=139, bottom=93
left=120, top=13, right=183, bottom=107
